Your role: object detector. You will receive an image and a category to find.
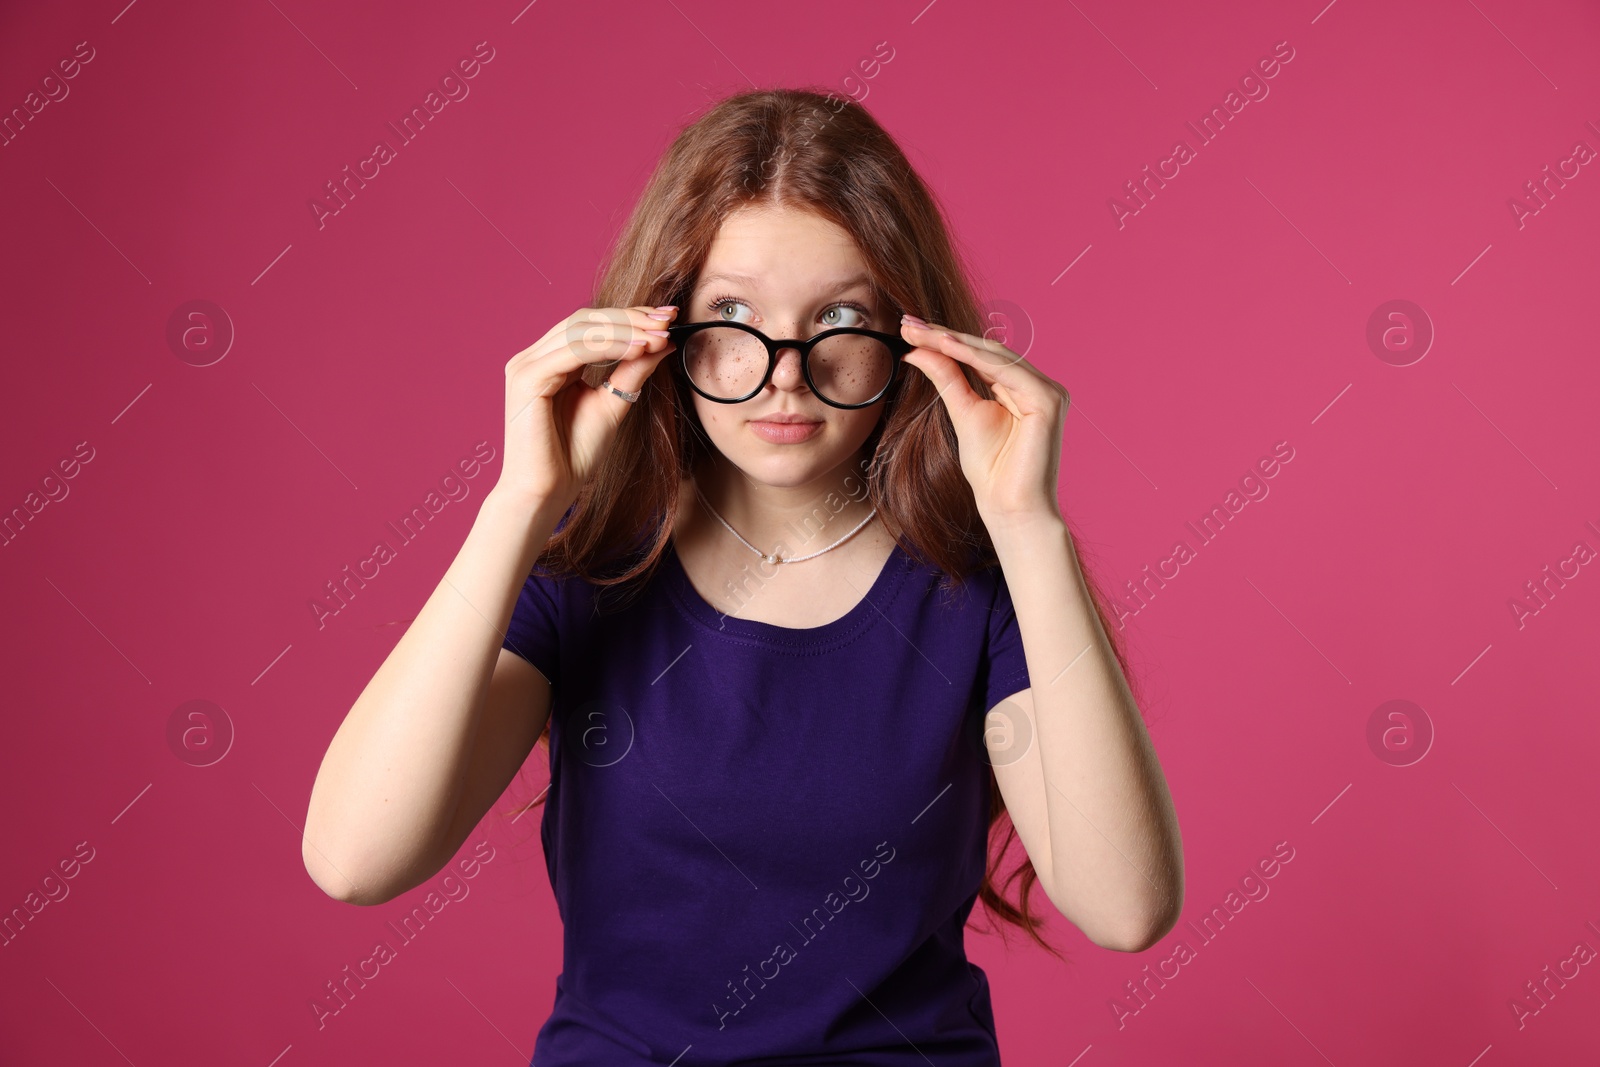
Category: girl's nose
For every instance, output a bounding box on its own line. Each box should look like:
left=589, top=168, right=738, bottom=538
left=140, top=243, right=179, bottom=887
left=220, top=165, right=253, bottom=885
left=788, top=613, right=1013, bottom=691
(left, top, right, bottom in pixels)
left=768, top=344, right=806, bottom=389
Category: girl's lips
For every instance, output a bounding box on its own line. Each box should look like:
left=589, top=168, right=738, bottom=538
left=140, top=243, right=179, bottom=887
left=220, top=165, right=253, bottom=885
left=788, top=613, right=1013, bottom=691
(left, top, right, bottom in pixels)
left=750, top=419, right=822, bottom=443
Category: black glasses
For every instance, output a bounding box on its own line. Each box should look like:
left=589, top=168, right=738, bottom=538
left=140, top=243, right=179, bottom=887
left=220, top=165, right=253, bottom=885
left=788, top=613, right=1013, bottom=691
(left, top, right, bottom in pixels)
left=666, top=320, right=913, bottom=409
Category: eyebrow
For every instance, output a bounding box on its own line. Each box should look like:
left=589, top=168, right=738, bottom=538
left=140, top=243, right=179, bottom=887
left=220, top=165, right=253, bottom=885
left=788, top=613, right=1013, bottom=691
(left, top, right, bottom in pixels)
left=694, top=271, right=875, bottom=298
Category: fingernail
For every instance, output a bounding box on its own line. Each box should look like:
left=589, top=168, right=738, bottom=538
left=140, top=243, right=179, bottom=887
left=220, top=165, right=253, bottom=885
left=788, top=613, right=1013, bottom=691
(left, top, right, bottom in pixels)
left=647, top=311, right=674, bottom=320
left=901, top=313, right=928, bottom=327
left=645, top=329, right=670, bottom=337
left=655, top=305, right=678, bottom=311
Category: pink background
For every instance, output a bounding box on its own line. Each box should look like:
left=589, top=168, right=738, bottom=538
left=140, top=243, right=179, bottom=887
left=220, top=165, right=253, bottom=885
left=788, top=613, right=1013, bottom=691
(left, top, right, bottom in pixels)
left=4, top=0, right=1599, bottom=1063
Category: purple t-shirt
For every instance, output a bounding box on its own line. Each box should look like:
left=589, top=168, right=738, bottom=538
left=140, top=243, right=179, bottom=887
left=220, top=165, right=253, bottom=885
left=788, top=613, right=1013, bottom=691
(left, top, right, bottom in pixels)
left=501, top=526, right=1032, bottom=1066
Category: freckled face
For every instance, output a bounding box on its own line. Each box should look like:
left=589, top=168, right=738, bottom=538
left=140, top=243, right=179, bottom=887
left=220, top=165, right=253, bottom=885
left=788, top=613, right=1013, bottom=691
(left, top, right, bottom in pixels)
left=683, top=203, right=889, bottom=489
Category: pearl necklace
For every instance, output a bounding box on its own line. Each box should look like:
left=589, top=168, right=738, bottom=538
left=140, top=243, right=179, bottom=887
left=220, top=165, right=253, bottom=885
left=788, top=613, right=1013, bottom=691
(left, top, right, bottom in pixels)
left=693, top=481, right=878, bottom=564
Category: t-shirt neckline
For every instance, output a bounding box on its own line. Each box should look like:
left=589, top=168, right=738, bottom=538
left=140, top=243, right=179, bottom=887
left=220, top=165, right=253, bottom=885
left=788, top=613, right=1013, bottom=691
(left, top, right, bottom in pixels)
left=662, top=535, right=915, bottom=650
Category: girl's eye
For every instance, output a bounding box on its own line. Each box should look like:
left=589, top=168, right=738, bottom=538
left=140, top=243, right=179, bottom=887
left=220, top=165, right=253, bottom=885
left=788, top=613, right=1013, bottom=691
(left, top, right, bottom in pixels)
left=820, top=303, right=869, bottom=328
left=708, top=296, right=753, bottom=323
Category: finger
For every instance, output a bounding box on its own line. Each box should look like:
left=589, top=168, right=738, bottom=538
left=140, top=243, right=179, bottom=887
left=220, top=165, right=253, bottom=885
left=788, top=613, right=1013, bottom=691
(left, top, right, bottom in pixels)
left=599, top=338, right=676, bottom=402
left=902, top=344, right=983, bottom=419
left=900, top=321, right=1045, bottom=401
left=576, top=306, right=680, bottom=374
left=507, top=341, right=654, bottom=434
left=508, top=327, right=651, bottom=396
left=899, top=319, right=1028, bottom=379
left=919, top=335, right=1061, bottom=423
left=510, top=306, right=678, bottom=370
left=585, top=303, right=681, bottom=407
left=561, top=309, right=669, bottom=363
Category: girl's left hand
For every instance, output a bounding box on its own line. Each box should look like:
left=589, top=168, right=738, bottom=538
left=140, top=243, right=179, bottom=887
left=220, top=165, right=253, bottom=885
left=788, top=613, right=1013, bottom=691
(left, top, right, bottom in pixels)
left=898, top=315, right=1069, bottom=530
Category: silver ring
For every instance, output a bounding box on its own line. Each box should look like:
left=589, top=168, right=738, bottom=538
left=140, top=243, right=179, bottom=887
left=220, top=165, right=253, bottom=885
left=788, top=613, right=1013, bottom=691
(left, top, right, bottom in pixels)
left=597, top=378, right=641, bottom=403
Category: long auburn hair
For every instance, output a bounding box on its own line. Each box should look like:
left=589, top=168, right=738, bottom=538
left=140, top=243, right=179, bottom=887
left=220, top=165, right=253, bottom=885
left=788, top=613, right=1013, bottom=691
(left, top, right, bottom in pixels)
left=507, top=87, right=1139, bottom=963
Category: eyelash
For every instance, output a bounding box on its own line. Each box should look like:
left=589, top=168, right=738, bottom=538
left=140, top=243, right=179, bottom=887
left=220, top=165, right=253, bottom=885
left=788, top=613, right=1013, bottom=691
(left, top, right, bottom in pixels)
left=704, top=293, right=871, bottom=325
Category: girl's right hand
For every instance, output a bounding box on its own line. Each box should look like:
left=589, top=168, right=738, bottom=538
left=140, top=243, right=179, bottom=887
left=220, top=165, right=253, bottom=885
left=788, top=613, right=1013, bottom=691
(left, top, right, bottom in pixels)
left=496, top=305, right=678, bottom=515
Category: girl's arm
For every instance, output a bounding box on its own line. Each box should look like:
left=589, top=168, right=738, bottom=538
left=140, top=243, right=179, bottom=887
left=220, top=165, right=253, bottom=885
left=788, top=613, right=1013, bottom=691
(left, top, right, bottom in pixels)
left=991, top=514, right=1184, bottom=952
left=301, top=488, right=563, bottom=905
left=894, top=317, right=1183, bottom=952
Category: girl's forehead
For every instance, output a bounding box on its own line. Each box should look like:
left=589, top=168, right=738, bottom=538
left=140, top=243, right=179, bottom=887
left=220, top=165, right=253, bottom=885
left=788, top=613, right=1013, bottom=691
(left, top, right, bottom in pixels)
left=702, top=209, right=864, bottom=263
left=690, top=210, right=876, bottom=300
left=691, top=251, right=874, bottom=295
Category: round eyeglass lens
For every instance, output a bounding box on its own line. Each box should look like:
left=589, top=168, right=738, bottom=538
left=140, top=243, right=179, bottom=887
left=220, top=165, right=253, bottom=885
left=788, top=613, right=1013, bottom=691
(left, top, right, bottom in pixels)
left=809, top=332, right=894, bottom=405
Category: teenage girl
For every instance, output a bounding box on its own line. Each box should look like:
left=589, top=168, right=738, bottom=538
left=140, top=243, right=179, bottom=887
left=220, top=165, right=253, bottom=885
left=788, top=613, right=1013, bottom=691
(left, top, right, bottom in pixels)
left=304, top=87, right=1183, bottom=1066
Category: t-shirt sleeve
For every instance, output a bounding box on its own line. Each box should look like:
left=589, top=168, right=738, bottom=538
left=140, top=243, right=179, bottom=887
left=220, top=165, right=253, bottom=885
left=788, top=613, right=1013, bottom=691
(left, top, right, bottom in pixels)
left=502, top=568, right=561, bottom=689
left=982, top=566, right=1032, bottom=711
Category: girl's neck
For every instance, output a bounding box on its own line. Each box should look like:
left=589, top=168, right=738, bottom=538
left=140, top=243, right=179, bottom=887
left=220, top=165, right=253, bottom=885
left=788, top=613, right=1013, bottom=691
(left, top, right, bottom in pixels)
left=685, top=450, right=876, bottom=557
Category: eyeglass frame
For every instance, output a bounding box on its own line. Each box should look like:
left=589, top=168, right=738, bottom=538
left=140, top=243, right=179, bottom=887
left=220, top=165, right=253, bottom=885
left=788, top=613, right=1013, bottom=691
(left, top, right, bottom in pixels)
left=664, top=320, right=914, bottom=410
